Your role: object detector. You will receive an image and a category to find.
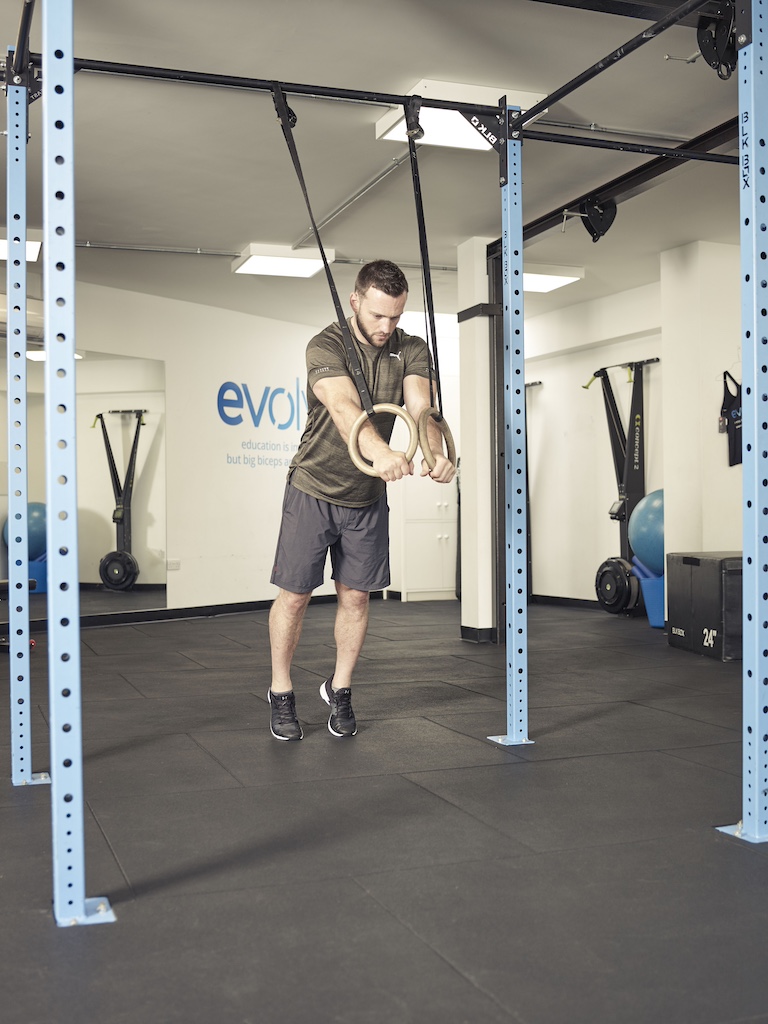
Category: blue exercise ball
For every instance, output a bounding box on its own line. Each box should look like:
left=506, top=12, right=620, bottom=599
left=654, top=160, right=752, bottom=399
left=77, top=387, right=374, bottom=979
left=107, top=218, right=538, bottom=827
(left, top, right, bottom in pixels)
left=2, top=502, right=47, bottom=561
left=628, top=489, right=664, bottom=576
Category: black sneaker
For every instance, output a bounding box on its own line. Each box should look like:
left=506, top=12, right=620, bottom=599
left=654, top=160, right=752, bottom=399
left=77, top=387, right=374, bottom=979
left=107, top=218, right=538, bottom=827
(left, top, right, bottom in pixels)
left=268, top=689, right=303, bottom=741
left=319, top=677, right=357, bottom=737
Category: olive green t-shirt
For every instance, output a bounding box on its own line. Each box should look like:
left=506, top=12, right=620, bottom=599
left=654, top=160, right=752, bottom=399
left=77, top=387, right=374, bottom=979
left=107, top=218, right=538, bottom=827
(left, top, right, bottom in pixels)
left=288, top=318, right=432, bottom=507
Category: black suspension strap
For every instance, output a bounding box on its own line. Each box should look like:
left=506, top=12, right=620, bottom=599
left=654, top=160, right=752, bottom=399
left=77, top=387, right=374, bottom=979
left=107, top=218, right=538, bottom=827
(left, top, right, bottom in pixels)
left=405, top=96, right=442, bottom=418
left=271, top=83, right=374, bottom=418
left=271, top=83, right=418, bottom=477
left=404, top=98, right=456, bottom=471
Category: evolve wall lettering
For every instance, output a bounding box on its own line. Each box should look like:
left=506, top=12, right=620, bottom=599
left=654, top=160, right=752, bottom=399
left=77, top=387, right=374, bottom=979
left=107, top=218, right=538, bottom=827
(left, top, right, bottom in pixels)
left=217, top=379, right=308, bottom=470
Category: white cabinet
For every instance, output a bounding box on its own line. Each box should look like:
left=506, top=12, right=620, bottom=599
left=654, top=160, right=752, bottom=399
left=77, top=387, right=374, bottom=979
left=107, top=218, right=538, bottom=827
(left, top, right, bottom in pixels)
left=387, top=476, right=458, bottom=601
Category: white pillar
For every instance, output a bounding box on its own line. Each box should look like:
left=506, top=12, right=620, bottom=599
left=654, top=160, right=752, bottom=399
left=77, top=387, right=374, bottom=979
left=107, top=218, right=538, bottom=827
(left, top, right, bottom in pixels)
left=660, top=241, right=741, bottom=556
left=457, top=237, right=496, bottom=639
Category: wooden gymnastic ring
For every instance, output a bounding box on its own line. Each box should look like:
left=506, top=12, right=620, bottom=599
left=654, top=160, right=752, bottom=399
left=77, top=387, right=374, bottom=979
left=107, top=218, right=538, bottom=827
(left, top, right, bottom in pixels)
left=418, top=407, right=457, bottom=472
left=348, top=403, right=419, bottom=478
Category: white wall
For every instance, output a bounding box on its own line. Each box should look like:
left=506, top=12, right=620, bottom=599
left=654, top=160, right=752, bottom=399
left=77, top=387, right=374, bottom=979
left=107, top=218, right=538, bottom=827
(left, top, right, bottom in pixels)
left=525, top=286, right=663, bottom=600
left=457, top=240, right=742, bottom=610
left=660, top=241, right=742, bottom=555
left=73, top=282, right=331, bottom=608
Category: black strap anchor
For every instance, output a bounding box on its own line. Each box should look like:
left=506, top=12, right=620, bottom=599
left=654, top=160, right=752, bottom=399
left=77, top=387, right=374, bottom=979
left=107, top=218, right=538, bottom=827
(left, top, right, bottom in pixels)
left=93, top=409, right=146, bottom=590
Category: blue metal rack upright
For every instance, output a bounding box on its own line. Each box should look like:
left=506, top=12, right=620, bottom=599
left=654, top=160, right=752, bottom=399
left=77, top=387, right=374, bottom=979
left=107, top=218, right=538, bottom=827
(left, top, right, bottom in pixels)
left=5, top=54, right=48, bottom=788
left=720, top=0, right=768, bottom=844
left=488, top=109, right=533, bottom=748
left=40, top=0, right=115, bottom=925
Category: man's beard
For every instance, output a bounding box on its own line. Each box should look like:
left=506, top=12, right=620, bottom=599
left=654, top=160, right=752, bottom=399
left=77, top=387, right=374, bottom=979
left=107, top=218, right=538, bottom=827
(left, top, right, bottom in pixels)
left=354, top=315, right=389, bottom=347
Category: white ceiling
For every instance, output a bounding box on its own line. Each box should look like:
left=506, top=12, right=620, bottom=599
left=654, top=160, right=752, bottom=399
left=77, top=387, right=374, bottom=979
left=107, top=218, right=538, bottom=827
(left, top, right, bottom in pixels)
left=2, top=0, right=740, bottom=330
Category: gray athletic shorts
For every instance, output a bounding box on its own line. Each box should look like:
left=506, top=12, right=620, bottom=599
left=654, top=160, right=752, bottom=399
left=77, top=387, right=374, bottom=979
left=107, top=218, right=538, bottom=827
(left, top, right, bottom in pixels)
left=270, top=482, right=390, bottom=594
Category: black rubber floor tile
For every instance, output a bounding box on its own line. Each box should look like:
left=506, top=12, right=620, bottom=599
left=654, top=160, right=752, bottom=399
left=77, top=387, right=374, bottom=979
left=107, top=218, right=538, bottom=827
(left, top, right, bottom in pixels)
left=530, top=645, right=665, bottom=675
left=1, top=881, right=513, bottom=1024
left=194, top=716, right=520, bottom=785
left=340, top=653, right=502, bottom=684
left=281, top=676, right=506, bottom=720
left=120, top=667, right=271, bottom=698
left=606, top=660, right=741, bottom=695
left=1, top=787, right=127, bottom=914
left=358, top=832, right=768, bottom=1024
left=88, top=775, right=525, bottom=898
left=430, top=700, right=738, bottom=759
left=634, top=691, right=742, bottom=731
left=403, top=750, right=739, bottom=851
left=525, top=627, right=660, bottom=653
left=526, top=672, right=698, bottom=708
left=64, top=693, right=267, bottom=742
left=661, top=741, right=742, bottom=777
left=76, top=651, right=206, bottom=674
left=81, top=629, right=223, bottom=657
left=343, top=680, right=506, bottom=720
left=130, top=619, right=225, bottom=638
left=170, top=645, right=274, bottom=670
left=83, top=733, right=243, bottom=797
left=133, top=615, right=267, bottom=639
left=356, top=637, right=477, bottom=660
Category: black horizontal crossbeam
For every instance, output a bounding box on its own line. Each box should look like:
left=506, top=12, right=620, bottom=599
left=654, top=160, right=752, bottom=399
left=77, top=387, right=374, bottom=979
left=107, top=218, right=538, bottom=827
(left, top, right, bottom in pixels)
left=523, top=116, right=738, bottom=241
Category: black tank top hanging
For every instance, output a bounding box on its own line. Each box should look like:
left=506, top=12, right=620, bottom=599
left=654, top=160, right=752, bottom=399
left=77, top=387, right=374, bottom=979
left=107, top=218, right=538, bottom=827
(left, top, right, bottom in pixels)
left=720, top=371, right=742, bottom=467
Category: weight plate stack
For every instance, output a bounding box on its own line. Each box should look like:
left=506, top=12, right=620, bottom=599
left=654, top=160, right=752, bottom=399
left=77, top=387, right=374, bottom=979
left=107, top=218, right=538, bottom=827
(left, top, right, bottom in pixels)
left=99, top=550, right=140, bottom=591
left=595, top=557, right=640, bottom=613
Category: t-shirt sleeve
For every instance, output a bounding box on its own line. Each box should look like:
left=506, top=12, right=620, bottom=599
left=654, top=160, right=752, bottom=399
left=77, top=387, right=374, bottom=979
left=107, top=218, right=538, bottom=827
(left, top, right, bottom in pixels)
left=402, top=333, right=432, bottom=379
left=306, top=331, right=349, bottom=392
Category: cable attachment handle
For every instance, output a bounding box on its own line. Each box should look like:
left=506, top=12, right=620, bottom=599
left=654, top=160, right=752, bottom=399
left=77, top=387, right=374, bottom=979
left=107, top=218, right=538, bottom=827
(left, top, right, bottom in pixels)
left=405, top=96, right=424, bottom=140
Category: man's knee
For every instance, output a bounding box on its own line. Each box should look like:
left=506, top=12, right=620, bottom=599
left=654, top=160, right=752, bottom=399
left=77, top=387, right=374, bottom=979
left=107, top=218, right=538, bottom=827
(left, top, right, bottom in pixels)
left=275, top=588, right=313, bottom=615
left=335, top=582, right=370, bottom=610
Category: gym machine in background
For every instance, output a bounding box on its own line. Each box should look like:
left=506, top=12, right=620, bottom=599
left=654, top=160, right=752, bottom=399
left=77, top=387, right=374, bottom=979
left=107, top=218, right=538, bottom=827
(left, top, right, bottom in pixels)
left=93, top=410, right=147, bottom=591
left=586, top=358, right=659, bottom=614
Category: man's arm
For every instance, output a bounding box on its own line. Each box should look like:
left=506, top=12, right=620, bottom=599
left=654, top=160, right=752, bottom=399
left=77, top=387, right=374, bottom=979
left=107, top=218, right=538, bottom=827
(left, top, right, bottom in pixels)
left=312, top=375, right=414, bottom=482
left=402, top=375, right=456, bottom=484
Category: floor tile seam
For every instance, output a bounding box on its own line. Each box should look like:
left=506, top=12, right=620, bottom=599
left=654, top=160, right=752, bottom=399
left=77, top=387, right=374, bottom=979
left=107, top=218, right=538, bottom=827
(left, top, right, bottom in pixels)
left=85, top=798, right=136, bottom=900
left=411, top=739, right=732, bottom=770
left=438, top=680, right=507, bottom=700
left=187, top=734, right=248, bottom=788
left=515, top=823, right=732, bottom=858
left=397, top=772, right=530, bottom=843
left=112, top=672, right=147, bottom=700
left=659, top=683, right=741, bottom=696
left=658, top=747, right=742, bottom=779
left=349, top=875, right=532, bottom=1024
left=625, top=699, right=742, bottom=734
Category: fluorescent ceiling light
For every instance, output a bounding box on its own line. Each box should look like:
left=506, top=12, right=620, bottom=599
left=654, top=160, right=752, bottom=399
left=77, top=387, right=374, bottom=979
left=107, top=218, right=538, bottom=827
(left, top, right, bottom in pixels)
left=26, top=350, right=83, bottom=361
left=0, top=239, right=42, bottom=262
left=232, top=243, right=332, bottom=278
left=523, top=265, right=585, bottom=293
left=375, top=80, right=547, bottom=150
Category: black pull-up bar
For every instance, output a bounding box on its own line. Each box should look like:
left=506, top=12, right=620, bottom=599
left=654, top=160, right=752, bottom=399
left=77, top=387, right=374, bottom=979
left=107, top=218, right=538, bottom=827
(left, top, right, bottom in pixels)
left=510, top=0, right=715, bottom=134
left=22, top=24, right=734, bottom=170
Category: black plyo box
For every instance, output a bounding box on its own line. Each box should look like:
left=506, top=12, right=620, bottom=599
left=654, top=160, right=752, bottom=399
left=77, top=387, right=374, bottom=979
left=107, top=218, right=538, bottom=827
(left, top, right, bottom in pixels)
left=666, top=551, right=742, bottom=661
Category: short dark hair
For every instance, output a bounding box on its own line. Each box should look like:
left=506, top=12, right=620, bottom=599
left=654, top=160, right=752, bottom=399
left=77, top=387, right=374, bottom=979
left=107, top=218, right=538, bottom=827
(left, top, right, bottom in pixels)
left=354, top=260, right=409, bottom=298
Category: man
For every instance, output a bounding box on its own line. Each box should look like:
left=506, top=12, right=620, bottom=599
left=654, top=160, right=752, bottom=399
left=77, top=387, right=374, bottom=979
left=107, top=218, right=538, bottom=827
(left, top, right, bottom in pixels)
left=268, top=259, right=455, bottom=741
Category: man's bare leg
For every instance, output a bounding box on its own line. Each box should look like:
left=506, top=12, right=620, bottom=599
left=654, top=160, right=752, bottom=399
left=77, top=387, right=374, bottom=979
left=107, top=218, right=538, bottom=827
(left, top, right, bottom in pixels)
left=331, top=582, right=370, bottom=688
left=269, top=588, right=312, bottom=693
